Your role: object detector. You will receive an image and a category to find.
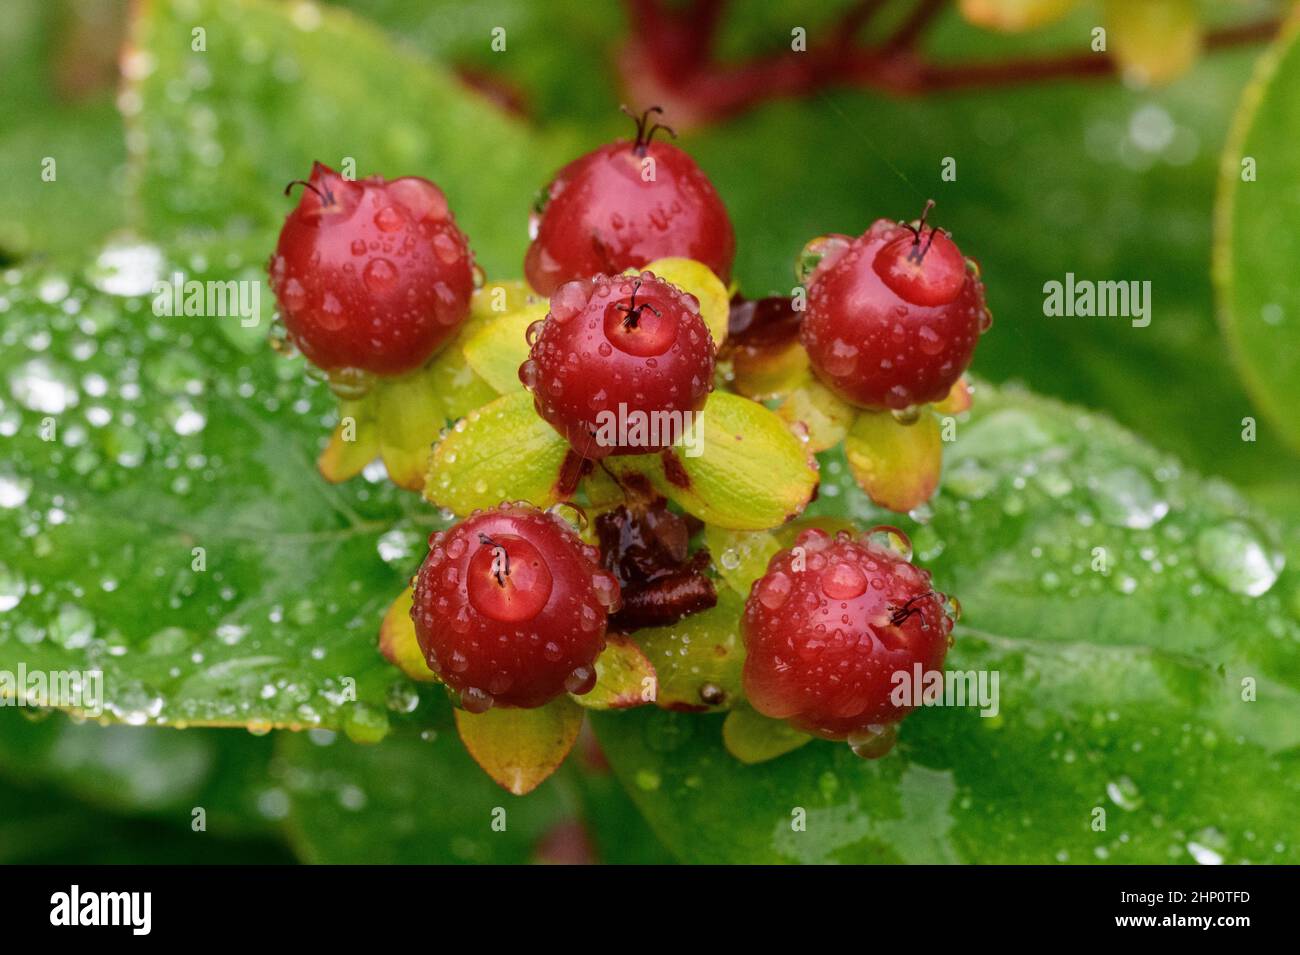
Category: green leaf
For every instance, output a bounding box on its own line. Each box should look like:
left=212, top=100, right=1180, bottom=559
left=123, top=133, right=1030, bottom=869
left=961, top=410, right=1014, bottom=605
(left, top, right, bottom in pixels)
left=0, top=709, right=276, bottom=835
left=1215, top=11, right=1300, bottom=454
left=0, top=777, right=291, bottom=864
left=277, top=726, right=573, bottom=863
left=424, top=390, right=570, bottom=514
left=594, top=383, right=1300, bottom=863
left=0, top=259, right=446, bottom=733
left=606, top=392, right=819, bottom=530
left=126, top=0, right=560, bottom=276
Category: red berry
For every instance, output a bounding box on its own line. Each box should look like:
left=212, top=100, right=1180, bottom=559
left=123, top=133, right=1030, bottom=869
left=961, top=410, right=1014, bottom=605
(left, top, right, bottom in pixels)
left=269, top=162, right=476, bottom=376
left=523, top=107, right=735, bottom=296
left=411, top=503, right=622, bottom=710
left=800, top=201, right=991, bottom=411
left=520, top=272, right=715, bottom=459
left=741, top=528, right=953, bottom=748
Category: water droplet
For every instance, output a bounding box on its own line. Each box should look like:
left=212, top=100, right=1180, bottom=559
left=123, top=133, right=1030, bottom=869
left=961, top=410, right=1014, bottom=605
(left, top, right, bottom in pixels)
left=0, top=563, right=27, bottom=612
left=362, top=258, right=398, bottom=292
left=48, top=604, right=95, bottom=648
left=795, top=234, right=851, bottom=283
left=847, top=722, right=898, bottom=758
left=386, top=681, right=420, bottom=714
left=865, top=525, right=912, bottom=562
left=890, top=404, right=922, bottom=425
left=757, top=571, right=792, bottom=609
left=1091, top=467, right=1168, bottom=529
left=88, top=240, right=164, bottom=296
left=1106, top=775, right=1143, bottom=811
left=821, top=561, right=867, bottom=599
left=0, top=472, right=32, bottom=509
left=9, top=358, right=79, bottom=413
left=1195, top=520, right=1283, bottom=597
left=373, top=205, right=405, bottom=232
left=433, top=233, right=462, bottom=264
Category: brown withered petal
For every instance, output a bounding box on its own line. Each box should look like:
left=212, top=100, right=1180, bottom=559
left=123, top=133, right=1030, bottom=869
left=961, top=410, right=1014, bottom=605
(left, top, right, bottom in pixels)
left=724, top=295, right=801, bottom=351
left=596, top=498, right=718, bottom=630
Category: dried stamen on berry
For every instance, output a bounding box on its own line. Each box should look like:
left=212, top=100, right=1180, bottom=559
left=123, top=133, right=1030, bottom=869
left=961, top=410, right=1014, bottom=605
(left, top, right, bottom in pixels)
left=477, top=532, right=511, bottom=585
left=901, top=199, right=948, bottom=264
left=620, top=104, right=677, bottom=156
left=283, top=178, right=335, bottom=206
left=888, top=590, right=939, bottom=626
left=615, top=278, right=663, bottom=328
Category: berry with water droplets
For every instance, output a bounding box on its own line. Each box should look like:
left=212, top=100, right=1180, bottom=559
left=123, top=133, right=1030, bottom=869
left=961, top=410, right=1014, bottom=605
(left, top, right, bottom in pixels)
left=411, top=503, right=622, bottom=710
left=269, top=161, right=476, bottom=376
left=800, top=201, right=991, bottom=411
left=524, top=106, right=735, bottom=296
left=520, top=271, right=715, bottom=459
left=741, top=527, right=954, bottom=749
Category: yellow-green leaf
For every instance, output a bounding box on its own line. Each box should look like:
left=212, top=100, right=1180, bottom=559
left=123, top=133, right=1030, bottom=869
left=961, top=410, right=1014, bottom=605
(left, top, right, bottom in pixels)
left=1104, top=0, right=1200, bottom=88
left=454, top=696, right=584, bottom=795
left=317, top=397, right=380, bottom=483
left=378, top=586, right=439, bottom=683
left=572, top=634, right=657, bottom=710
left=730, top=339, right=809, bottom=401
left=844, top=409, right=942, bottom=513
left=722, top=704, right=812, bottom=765
left=634, top=589, right=745, bottom=711
left=606, top=392, right=818, bottom=530
left=374, top=368, right=445, bottom=491
left=462, top=302, right=546, bottom=394
left=933, top=376, right=973, bottom=415
left=776, top=374, right=856, bottom=452
left=424, top=390, right=570, bottom=515
left=470, top=281, right=536, bottom=323
left=425, top=335, right=498, bottom=422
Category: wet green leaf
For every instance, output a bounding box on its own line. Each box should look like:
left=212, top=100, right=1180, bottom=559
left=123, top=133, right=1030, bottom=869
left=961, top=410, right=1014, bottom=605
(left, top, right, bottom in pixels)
left=278, top=726, right=572, bottom=862
left=595, top=384, right=1300, bottom=863
left=0, top=259, right=446, bottom=733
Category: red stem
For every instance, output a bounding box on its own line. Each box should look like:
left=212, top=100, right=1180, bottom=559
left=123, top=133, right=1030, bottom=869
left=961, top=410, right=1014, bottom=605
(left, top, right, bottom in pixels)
left=618, top=0, right=1282, bottom=123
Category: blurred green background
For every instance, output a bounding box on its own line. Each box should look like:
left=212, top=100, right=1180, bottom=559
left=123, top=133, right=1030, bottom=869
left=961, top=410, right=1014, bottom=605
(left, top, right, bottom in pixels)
left=1, top=0, right=1296, bottom=863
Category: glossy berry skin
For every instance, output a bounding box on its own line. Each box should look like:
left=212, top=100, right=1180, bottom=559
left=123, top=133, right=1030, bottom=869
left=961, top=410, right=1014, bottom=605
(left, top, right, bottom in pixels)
left=741, top=528, right=952, bottom=742
left=520, top=272, right=715, bottom=459
left=411, top=503, right=621, bottom=710
left=524, top=140, right=735, bottom=296
left=269, top=161, right=476, bottom=376
left=800, top=218, right=991, bottom=411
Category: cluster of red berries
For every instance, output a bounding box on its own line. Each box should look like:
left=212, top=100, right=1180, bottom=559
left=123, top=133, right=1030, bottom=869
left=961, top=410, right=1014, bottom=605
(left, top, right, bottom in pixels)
left=269, top=106, right=977, bottom=746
